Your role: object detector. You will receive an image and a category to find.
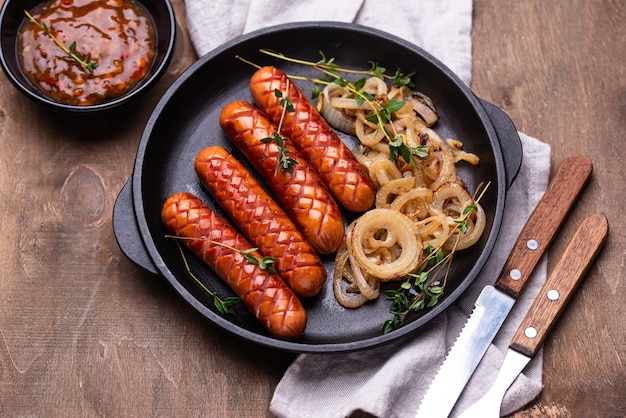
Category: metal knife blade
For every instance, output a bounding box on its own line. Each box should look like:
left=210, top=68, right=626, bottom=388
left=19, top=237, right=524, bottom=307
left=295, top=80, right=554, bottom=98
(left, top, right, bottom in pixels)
left=458, top=212, right=609, bottom=418
left=415, top=156, right=593, bottom=418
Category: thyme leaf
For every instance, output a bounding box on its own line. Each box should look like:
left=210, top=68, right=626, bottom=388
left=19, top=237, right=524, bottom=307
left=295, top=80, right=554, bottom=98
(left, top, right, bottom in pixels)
left=311, top=85, right=322, bottom=99
left=240, top=248, right=278, bottom=273
left=388, top=134, right=430, bottom=166
left=165, top=235, right=286, bottom=316
left=260, top=86, right=298, bottom=173
left=166, top=235, right=278, bottom=273
left=392, top=68, right=416, bottom=89
left=171, top=240, right=241, bottom=316
left=261, top=132, right=297, bottom=174
left=369, top=62, right=387, bottom=79
left=353, top=77, right=367, bottom=91
left=274, top=88, right=294, bottom=112
left=24, top=10, right=99, bottom=74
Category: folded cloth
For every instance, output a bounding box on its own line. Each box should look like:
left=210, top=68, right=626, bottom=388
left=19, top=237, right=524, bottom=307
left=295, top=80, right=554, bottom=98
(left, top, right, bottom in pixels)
left=183, top=1, right=552, bottom=416
left=185, top=0, right=472, bottom=85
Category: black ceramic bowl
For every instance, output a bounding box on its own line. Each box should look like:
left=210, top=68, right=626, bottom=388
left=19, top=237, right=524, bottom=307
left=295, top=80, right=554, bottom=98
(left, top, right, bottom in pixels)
left=0, top=0, right=176, bottom=113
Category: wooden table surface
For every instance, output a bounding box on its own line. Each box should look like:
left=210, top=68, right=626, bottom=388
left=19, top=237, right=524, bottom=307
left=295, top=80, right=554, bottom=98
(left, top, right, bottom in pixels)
left=1, top=0, right=624, bottom=417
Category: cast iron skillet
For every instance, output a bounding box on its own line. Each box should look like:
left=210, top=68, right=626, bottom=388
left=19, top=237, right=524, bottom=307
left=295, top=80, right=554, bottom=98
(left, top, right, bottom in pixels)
left=113, top=22, right=522, bottom=353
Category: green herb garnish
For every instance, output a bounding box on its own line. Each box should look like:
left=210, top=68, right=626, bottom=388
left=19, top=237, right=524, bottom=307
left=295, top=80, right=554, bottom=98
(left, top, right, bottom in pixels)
left=166, top=235, right=278, bottom=274
left=260, top=86, right=297, bottom=173
left=171, top=240, right=241, bottom=316
left=381, top=182, right=490, bottom=333
left=24, top=10, right=99, bottom=74
left=261, top=132, right=297, bottom=174
left=166, top=235, right=280, bottom=316
left=238, top=248, right=278, bottom=273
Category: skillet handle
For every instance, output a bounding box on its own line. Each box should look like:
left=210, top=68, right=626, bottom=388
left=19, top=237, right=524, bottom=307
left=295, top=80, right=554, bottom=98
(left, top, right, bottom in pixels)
left=113, top=180, right=158, bottom=275
left=479, top=98, right=523, bottom=190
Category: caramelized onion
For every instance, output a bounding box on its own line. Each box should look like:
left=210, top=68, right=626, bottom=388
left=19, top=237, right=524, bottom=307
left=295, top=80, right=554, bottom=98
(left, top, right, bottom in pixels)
left=408, top=92, right=439, bottom=126
left=318, top=85, right=355, bottom=134
left=444, top=203, right=487, bottom=250
left=347, top=209, right=422, bottom=281
left=432, top=182, right=473, bottom=216
left=363, top=76, right=388, bottom=95
left=376, top=177, right=416, bottom=208
left=389, top=186, right=433, bottom=219
left=369, top=159, right=404, bottom=188
left=416, top=214, right=451, bottom=248
left=321, top=76, right=486, bottom=308
left=333, top=243, right=370, bottom=308
left=349, top=257, right=381, bottom=299
left=422, top=140, right=456, bottom=189
left=447, top=139, right=480, bottom=165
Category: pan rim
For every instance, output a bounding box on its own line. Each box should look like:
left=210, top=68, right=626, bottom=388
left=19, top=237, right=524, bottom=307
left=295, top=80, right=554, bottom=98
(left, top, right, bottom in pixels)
left=130, top=21, right=508, bottom=353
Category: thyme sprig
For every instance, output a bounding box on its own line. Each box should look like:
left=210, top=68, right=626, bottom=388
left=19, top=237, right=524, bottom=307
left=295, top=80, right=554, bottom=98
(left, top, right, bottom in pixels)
left=172, top=240, right=241, bottom=316
left=24, top=10, right=99, bottom=74
left=250, top=50, right=426, bottom=166
left=381, top=181, right=490, bottom=333
left=258, top=49, right=415, bottom=88
left=166, top=234, right=282, bottom=316
left=166, top=234, right=278, bottom=274
left=260, top=86, right=297, bottom=173
left=239, top=247, right=279, bottom=271
left=388, top=132, right=430, bottom=166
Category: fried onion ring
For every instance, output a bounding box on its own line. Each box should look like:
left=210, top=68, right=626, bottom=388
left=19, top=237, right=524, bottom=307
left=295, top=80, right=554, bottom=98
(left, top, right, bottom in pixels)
left=346, top=208, right=422, bottom=281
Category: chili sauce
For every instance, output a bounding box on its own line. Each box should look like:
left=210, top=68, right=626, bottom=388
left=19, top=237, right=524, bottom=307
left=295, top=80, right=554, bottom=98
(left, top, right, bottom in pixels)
left=18, top=0, right=156, bottom=106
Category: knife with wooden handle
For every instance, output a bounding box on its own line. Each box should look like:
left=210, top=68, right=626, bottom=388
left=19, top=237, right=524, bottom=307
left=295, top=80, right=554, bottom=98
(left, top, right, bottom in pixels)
left=458, top=212, right=609, bottom=417
left=415, top=155, right=593, bottom=418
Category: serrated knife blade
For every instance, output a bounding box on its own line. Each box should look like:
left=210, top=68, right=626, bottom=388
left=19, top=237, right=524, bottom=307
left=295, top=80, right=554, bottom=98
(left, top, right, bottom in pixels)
left=458, top=212, right=608, bottom=417
left=415, top=156, right=593, bottom=418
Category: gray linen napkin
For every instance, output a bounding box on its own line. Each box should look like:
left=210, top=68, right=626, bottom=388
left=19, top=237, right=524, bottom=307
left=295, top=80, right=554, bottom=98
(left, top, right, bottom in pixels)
left=183, top=1, right=551, bottom=416
left=185, top=0, right=472, bottom=85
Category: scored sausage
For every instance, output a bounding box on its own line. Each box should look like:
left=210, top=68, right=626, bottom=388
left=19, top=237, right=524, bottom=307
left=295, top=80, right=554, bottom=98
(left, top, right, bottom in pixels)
left=195, top=145, right=327, bottom=298
left=161, top=192, right=307, bottom=340
left=249, top=65, right=376, bottom=213
left=219, top=100, right=344, bottom=254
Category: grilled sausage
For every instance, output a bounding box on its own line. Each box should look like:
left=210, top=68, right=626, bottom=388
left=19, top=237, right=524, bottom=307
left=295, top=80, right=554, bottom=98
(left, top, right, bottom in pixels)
left=249, top=65, right=376, bottom=213
left=219, top=100, right=344, bottom=254
left=161, top=192, right=307, bottom=340
left=195, top=145, right=327, bottom=298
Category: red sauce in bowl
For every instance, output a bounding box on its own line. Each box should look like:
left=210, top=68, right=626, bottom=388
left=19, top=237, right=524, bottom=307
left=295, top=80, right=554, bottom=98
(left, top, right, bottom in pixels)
left=18, top=0, right=156, bottom=106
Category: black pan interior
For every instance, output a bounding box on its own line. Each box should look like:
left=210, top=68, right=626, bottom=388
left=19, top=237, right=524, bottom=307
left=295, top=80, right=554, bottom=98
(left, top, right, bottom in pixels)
left=131, top=22, right=507, bottom=352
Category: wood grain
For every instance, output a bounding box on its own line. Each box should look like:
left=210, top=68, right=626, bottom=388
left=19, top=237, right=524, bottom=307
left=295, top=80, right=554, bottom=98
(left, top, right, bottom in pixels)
left=471, top=1, right=625, bottom=417
left=0, top=0, right=624, bottom=417
left=494, top=156, right=592, bottom=298
left=510, top=213, right=608, bottom=357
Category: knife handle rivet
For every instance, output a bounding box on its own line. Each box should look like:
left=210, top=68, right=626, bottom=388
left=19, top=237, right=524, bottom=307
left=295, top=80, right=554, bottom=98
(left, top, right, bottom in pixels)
left=547, top=289, right=560, bottom=300
left=527, top=239, right=539, bottom=250
left=510, top=269, right=522, bottom=280
left=524, top=327, right=538, bottom=339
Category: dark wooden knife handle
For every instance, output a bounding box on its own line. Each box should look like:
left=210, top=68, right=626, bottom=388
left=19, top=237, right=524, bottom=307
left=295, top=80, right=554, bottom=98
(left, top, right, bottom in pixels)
left=495, top=155, right=592, bottom=298
left=509, top=213, right=608, bottom=357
